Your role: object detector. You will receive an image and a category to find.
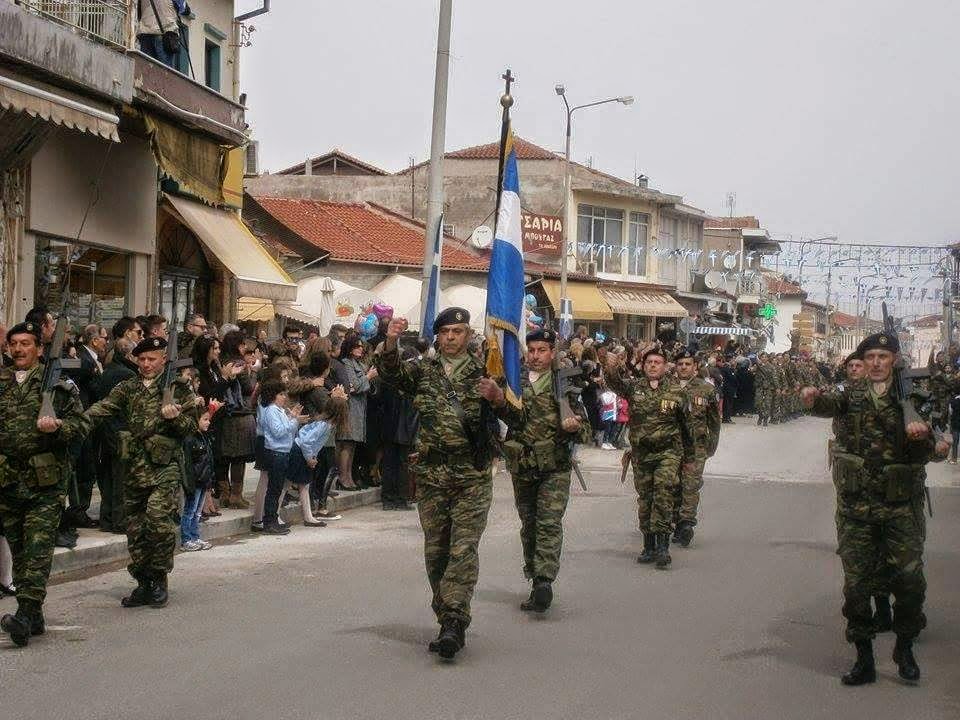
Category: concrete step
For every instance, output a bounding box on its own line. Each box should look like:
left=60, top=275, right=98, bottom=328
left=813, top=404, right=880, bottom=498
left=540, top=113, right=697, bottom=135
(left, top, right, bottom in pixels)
left=51, top=486, right=382, bottom=579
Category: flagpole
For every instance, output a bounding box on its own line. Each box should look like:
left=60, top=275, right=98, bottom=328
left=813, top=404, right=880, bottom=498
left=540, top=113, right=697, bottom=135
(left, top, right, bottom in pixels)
left=419, top=0, right=453, bottom=330
left=493, top=69, right=515, bottom=227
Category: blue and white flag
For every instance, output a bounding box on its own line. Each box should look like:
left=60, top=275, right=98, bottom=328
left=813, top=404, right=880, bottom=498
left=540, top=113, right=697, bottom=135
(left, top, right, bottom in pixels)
left=420, top=214, right=443, bottom=340
left=485, top=129, right=525, bottom=408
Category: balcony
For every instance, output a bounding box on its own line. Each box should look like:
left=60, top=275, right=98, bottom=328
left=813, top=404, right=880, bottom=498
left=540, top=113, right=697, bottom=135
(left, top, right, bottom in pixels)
left=16, top=0, right=130, bottom=48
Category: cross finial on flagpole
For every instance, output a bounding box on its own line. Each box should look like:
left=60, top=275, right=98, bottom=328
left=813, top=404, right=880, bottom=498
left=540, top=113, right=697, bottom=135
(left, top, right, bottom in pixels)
left=501, top=69, right=515, bottom=108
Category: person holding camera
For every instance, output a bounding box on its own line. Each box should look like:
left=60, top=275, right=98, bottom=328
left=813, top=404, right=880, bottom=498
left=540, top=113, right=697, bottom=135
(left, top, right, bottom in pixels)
left=138, top=1, right=190, bottom=69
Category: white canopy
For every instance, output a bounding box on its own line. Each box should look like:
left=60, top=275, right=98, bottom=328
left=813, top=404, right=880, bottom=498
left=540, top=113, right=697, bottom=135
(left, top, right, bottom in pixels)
left=369, top=275, right=432, bottom=329
left=443, top=284, right=487, bottom=330
left=295, top=276, right=375, bottom=334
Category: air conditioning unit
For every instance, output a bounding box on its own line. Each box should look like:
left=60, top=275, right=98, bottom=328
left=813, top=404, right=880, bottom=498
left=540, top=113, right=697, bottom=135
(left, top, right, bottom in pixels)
left=584, top=261, right=598, bottom=277
left=244, top=140, right=261, bottom=177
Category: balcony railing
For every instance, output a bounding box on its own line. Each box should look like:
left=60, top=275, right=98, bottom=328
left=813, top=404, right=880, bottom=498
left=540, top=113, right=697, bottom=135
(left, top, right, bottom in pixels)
left=18, top=0, right=129, bottom=48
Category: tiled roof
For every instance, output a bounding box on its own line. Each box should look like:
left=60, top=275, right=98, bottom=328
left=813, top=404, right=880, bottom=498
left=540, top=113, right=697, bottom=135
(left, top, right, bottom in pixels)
left=831, top=311, right=857, bottom=328
left=276, top=149, right=388, bottom=176
left=446, top=137, right=560, bottom=160
left=765, top=277, right=805, bottom=296
left=248, top=196, right=487, bottom=271
left=705, top=216, right=761, bottom=229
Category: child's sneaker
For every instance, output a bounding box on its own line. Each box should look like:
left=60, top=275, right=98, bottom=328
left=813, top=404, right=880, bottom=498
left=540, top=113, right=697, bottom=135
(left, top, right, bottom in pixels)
left=198, top=541, right=213, bottom=550
left=181, top=540, right=203, bottom=552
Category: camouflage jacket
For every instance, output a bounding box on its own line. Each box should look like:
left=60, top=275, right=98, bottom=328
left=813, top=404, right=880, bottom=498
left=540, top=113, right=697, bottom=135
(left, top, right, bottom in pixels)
left=0, top=363, right=89, bottom=489
left=606, top=368, right=694, bottom=461
left=774, top=365, right=787, bottom=391
left=754, top=363, right=775, bottom=391
left=375, top=346, right=491, bottom=462
left=499, top=369, right=591, bottom=472
left=679, top=376, right=721, bottom=457
left=809, top=379, right=937, bottom=520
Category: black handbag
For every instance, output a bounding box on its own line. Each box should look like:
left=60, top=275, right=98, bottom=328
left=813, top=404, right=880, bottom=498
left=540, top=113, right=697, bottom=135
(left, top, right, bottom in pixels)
left=147, top=0, right=182, bottom=53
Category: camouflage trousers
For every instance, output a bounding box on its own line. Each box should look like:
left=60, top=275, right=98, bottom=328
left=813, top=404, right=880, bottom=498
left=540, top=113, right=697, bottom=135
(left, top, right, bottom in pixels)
left=0, top=484, right=63, bottom=613
left=416, top=462, right=493, bottom=628
left=755, top=389, right=773, bottom=419
left=511, top=468, right=571, bottom=582
left=675, top=455, right=706, bottom=525
left=631, top=446, right=681, bottom=534
left=836, top=509, right=926, bottom=642
left=125, top=459, right=180, bottom=580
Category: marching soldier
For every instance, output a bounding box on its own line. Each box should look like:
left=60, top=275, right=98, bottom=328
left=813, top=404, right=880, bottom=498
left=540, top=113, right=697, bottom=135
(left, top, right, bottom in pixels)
left=85, top=335, right=198, bottom=609
left=376, top=308, right=500, bottom=661
left=605, top=346, right=694, bottom=569
left=802, top=331, right=948, bottom=685
left=672, top=350, right=721, bottom=547
left=0, top=322, right=90, bottom=647
left=498, top=328, right=590, bottom=613
left=754, top=353, right=774, bottom=426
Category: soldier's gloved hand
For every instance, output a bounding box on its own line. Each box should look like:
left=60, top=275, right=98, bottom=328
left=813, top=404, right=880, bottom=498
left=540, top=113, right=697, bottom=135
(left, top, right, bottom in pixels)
left=386, top=317, right=408, bottom=339
left=477, top=377, right=505, bottom=407
left=800, top=387, right=820, bottom=408
left=561, top=416, right=582, bottom=433
left=906, top=421, right=930, bottom=440
left=36, top=416, right=62, bottom=434
left=161, top=403, right=182, bottom=420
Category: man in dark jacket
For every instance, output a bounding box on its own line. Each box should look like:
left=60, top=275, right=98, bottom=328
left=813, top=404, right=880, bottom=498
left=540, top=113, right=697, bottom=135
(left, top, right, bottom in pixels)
left=718, top=357, right=738, bottom=424
left=91, top=337, right=138, bottom=532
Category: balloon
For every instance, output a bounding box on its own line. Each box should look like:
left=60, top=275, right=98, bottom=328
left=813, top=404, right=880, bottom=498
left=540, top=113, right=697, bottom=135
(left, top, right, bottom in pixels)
left=372, top=303, right=394, bottom=320
left=356, top=313, right=378, bottom=340
left=524, top=294, right=537, bottom=310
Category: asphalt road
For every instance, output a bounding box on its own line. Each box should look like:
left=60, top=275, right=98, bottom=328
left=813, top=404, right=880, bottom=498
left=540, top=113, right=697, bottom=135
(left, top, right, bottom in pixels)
left=3, top=416, right=959, bottom=720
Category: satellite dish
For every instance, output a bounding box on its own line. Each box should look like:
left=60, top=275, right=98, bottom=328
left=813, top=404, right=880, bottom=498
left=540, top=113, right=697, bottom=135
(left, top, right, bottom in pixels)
left=704, top=270, right=723, bottom=289
left=470, top=225, right=493, bottom=250
left=722, top=253, right=738, bottom=270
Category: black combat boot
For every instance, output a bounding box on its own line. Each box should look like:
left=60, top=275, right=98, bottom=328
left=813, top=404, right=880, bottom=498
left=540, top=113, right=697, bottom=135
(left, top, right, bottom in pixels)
left=31, top=610, right=45, bottom=636
left=121, top=575, right=152, bottom=608
left=757, top=415, right=764, bottom=426
left=0, top=608, right=32, bottom=647
left=148, top=574, right=169, bottom=608
left=841, top=640, right=876, bottom=686
left=530, top=578, right=553, bottom=613
left=520, top=587, right=536, bottom=612
left=872, top=595, right=892, bottom=633
left=674, top=520, right=695, bottom=548
left=636, top=533, right=656, bottom=564
left=893, top=637, right=920, bottom=682
left=436, top=618, right=464, bottom=660
left=654, top=533, right=672, bottom=570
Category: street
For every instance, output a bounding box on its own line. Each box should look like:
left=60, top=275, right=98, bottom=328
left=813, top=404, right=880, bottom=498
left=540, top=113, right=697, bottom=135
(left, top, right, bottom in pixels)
left=3, top=416, right=959, bottom=720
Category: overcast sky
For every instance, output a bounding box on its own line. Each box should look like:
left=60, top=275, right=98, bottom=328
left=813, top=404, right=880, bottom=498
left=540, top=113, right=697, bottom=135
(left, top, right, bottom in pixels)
left=240, top=0, right=960, bottom=247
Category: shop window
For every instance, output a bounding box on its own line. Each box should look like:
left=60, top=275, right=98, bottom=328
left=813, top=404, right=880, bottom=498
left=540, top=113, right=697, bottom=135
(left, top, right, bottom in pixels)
left=157, top=217, right=211, bottom=327
left=34, top=238, right=129, bottom=332
left=158, top=275, right=201, bottom=330
left=628, top=212, right=649, bottom=276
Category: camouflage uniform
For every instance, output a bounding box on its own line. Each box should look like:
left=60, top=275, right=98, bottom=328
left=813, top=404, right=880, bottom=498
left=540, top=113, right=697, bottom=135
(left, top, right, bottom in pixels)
left=0, top=364, right=89, bottom=621
left=86, top=376, right=197, bottom=583
left=675, top=376, right=721, bottom=525
left=754, top=362, right=775, bottom=422
left=606, top=368, right=694, bottom=534
left=773, top=363, right=787, bottom=423
left=809, top=381, right=936, bottom=642
left=499, top=370, right=590, bottom=582
left=375, top=347, right=495, bottom=629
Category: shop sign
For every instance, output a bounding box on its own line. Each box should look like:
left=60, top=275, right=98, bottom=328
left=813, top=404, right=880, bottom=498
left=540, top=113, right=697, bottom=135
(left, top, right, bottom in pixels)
left=521, top=212, right=563, bottom=255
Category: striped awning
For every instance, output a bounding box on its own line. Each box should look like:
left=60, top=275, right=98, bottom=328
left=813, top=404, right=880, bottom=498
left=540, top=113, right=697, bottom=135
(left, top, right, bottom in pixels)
left=693, top=326, right=755, bottom=336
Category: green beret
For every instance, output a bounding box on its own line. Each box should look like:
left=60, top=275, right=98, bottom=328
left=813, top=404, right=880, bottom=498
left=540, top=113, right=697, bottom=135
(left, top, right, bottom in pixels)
left=433, top=307, right=470, bottom=334
left=843, top=351, right=863, bottom=365
left=526, top=328, right=556, bottom=346
left=132, top=336, right=168, bottom=356
left=856, top=332, right=899, bottom=356
left=6, top=322, right=41, bottom=344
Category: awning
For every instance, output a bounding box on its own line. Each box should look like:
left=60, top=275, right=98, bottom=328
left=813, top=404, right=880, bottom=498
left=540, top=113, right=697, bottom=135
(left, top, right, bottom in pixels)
left=539, top=279, right=613, bottom=321
left=276, top=305, right=322, bottom=328
left=237, top=297, right=275, bottom=322
left=599, top=288, right=688, bottom=318
left=693, top=326, right=755, bottom=336
left=0, top=72, right=119, bottom=142
left=146, top=113, right=225, bottom=206
left=165, top=193, right=297, bottom=302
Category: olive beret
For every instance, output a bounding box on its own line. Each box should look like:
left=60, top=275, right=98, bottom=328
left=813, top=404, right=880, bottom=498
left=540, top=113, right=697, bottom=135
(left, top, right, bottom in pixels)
left=433, top=307, right=470, bottom=334
left=855, top=332, right=899, bottom=356
left=132, top=336, right=168, bottom=356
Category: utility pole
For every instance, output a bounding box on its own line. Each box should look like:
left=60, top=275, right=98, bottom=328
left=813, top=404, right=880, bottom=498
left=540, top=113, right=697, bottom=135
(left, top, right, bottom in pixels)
left=418, top=0, right=453, bottom=324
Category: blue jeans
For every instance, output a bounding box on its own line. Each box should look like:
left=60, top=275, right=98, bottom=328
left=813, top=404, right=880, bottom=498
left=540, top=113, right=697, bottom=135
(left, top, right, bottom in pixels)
left=138, top=34, right=179, bottom=69
left=180, top=488, right=203, bottom=544
left=263, top=450, right=291, bottom=524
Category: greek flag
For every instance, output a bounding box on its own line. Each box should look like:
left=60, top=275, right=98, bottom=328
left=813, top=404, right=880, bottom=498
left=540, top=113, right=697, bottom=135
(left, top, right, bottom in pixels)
left=420, top=214, right=443, bottom=340
left=485, top=129, right=525, bottom=408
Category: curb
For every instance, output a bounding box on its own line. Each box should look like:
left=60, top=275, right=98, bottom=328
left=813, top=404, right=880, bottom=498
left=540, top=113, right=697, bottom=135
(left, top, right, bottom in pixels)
left=50, top=486, right=382, bottom=579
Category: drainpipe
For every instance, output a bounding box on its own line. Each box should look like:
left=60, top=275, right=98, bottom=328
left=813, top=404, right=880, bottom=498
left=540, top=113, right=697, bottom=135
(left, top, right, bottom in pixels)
left=232, top=2, right=271, bottom=104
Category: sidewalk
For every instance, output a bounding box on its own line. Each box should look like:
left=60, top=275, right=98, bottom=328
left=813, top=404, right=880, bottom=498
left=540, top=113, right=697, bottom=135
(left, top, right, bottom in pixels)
left=52, top=466, right=382, bottom=579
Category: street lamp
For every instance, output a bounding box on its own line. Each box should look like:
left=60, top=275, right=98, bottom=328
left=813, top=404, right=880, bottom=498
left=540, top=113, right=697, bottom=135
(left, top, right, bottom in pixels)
left=555, top=85, right=634, bottom=338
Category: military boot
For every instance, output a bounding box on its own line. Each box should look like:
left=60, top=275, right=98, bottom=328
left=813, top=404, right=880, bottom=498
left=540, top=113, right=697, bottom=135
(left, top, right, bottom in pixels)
left=757, top=415, right=764, bottom=426
left=31, top=610, right=45, bottom=637
left=636, top=533, right=656, bottom=564
left=872, top=595, right=893, bottom=633
left=840, top=640, right=876, bottom=686
left=0, top=608, right=32, bottom=647
left=674, top=521, right=695, bottom=548
left=436, top=618, right=464, bottom=660
left=121, top=575, right=152, bottom=608
left=148, top=574, right=169, bottom=608
left=530, top=578, right=553, bottom=613
left=520, top=587, right=537, bottom=612
left=655, top=533, right=672, bottom=570
left=893, top=637, right=920, bottom=682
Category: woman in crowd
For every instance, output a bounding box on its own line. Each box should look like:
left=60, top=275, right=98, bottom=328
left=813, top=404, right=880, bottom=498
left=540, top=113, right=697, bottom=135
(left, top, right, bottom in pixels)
left=213, top=333, right=257, bottom=509
left=336, top=334, right=374, bottom=491
left=193, top=336, right=226, bottom=514
left=300, top=350, right=342, bottom=520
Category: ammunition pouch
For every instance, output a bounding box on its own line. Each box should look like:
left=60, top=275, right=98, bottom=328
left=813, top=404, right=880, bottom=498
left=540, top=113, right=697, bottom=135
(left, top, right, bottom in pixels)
left=531, top=439, right=559, bottom=473
left=143, top=435, right=180, bottom=467
left=117, top=431, right=133, bottom=462
left=28, top=452, right=61, bottom=489
left=502, top=440, right=524, bottom=475
left=880, top=463, right=922, bottom=503
left=831, top=452, right=864, bottom=495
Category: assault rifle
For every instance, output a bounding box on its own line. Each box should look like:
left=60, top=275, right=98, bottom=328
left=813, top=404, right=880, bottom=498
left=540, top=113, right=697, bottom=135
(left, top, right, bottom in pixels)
left=158, top=328, right=193, bottom=407
left=38, top=315, right=81, bottom=420
left=553, top=362, right=587, bottom=491
left=881, top=302, right=934, bottom=516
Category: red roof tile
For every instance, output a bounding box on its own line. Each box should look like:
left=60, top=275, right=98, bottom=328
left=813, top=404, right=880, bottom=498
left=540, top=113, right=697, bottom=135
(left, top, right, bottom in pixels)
left=705, top=216, right=761, bottom=229
left=765, top=277, right=805, bottom=296
left=276, top=148, right=388, bottom=176
left=249, top=196, right=487, bottom=271
left=831, top=311, right=857, bottom=328
left=445, top=137, right=559, bottom=160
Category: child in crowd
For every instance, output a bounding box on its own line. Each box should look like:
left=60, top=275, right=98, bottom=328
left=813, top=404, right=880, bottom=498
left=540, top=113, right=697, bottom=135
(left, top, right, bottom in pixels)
left=257, top=378, right=306, bottom=535
left=181, top=408, right=215, bottom=551
left=284, top=387, right=349, bottom=527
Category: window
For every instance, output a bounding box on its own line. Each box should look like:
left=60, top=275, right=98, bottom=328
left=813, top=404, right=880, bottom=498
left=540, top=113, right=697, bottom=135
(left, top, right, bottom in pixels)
left=576, top=204, right=624, bottom=273
left=204, top=40, right=221, bottom=92
left=158, top=274, right=205, bottom=330
left=658, top=216, right=678, bottom=282
left=628, top=211, right=649, bottom=276
left=626, top=317, right=652, bottom=342
left=175, top=25, right=190, bottom=76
